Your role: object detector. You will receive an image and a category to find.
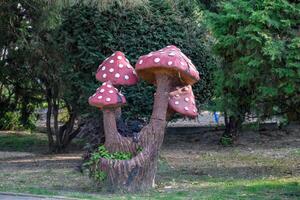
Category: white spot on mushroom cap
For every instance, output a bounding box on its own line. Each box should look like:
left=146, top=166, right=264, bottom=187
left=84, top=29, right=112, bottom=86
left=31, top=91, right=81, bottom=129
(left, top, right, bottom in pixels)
left=193, top=109, right=197, bottom=113
left=106, top=98, right=111, bottom=102
left=126, top=59, right=129, bottom=63
left=169, top=52, right=176, bottom=56
left=109, top=60, right=114, bottom=64
left=168, top=61, right=173, bottom=66
left=107, top=85, right=112, bottom=88
left=175, top=101, right=179, bottom=105
left=97, top=96, right=102, bottom=99
left=185, top=98, right=189, bottom=102
left=139, top=60, right=143, bottom=64
left=124, top=75, right=129, bottom=80
left=133, top=71, right=137, bottom=75
left=119, top=64, right=124, bottom=68
left=103, top=82, right=106, bottom=85
left=115, top=73, right=120, bottom=78
left=112, top=53, right=115, bottom=56
left=100, top=89, right=105, bottom=93
left=92, top=94, right=96, bottom=97
left=175, top=94, right=179, bottom=97
left=102, top=74, right=107, bottom=78
left=184, top=107, right=189, bottom=111
left=117, top=56, right=122, bottom=60
left=109, top=68, right=114, bottom=73
left=109, top=90, right=113, bottom=94
left=154, top=58, right=160, bottom=63
left=147, top=54, right=153, bottom=57
left=102, top=66, right=106, bottom=71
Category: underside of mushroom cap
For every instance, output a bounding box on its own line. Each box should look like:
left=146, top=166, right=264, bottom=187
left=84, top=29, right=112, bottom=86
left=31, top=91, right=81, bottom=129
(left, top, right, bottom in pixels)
left=96, top=51, right=138, bottom=86
left=168, top=85, right=198, bottom=118
left=88, top=81, right=126, bottom=109
left=135, top=45, right=200, bottom=85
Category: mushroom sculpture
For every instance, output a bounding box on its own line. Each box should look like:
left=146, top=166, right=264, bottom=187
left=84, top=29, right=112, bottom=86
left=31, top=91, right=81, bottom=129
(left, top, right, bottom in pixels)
left=88, top=81, right=137, bottom=152
left=89, top=45, right=200, bottom=192
left=90, top=51, right=138, bottom=153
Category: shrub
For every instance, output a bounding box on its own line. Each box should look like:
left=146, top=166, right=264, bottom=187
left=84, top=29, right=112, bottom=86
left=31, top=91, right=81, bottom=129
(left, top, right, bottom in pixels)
left=56, top=0, right=217, bottom=120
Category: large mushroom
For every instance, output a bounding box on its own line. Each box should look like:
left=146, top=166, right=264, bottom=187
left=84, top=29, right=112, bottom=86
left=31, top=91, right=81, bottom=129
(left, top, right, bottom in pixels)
left=135, top=45, right=199, bottom=121
left=88, top=81, right=135, bottom=152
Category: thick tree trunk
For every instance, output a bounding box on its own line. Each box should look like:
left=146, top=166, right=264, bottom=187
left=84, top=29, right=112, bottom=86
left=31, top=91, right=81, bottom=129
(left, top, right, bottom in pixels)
left=98, top=74, right=172, bottom=192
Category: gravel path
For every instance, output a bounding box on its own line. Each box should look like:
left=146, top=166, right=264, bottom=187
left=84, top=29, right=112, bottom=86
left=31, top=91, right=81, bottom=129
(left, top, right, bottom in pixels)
left=0, top=194, right=75, bottom=200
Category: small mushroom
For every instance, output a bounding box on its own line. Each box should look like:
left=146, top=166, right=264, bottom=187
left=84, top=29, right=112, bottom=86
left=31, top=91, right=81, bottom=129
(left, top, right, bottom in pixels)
left=168, top=85, right=198, bottom=118
left=96, top=51, right=138, bottom=86
left=135, top=45, right=199, bottom=85
left=88, top=81, right=126, bottom=109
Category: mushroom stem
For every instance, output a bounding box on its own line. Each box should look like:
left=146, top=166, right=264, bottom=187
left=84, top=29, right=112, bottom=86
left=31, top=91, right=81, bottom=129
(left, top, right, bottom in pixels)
left=150, top=73, right=173, bottom=122
left=139, top=73, right=173, bottom=148
left=103, top=109, right=118, bottom=144
left=103, top=109, right=136, bottom=153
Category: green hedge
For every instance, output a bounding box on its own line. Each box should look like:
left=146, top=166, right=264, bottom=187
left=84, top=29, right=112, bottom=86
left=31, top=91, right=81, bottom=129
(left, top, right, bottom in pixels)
left=56, top=0, right=216, bottom=120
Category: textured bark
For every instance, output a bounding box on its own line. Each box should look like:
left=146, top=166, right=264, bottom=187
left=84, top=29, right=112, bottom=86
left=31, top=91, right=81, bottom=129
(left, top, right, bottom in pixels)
left=99, top=74, right=173, bottom=192
left=103, top=109, right=137, bottom=154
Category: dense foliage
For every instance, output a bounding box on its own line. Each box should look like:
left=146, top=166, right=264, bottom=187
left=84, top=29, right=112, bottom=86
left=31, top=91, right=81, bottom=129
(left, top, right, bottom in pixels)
left=0, top=0, right=48, bottom=129
left=208, top=0, right=300, bottom=133
left=56, top=0, right=216, bottom=120
left=1, top=0, right=216, bottom=150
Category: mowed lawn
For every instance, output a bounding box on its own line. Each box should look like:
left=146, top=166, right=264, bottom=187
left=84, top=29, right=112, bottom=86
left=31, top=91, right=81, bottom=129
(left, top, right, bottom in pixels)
left=0, top=130, right=299, bottom=200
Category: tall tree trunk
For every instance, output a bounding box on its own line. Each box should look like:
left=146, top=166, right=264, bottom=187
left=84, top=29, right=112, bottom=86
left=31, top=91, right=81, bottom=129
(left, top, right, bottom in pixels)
left=52, top=84, right=61, bottom=152
left=98, top=74, right=173, bottom=192
left=46, top=88, right=54, bottom=151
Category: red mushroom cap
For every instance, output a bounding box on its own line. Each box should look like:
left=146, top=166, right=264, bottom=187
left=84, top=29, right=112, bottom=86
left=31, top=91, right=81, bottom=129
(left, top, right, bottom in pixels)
left=88, top=81, right=126, bottom=109
left=168, top=85, right=198, bottom=118
left=96, top=51, right=138, bottom=86
left=135, top=45, right=199, bottom=85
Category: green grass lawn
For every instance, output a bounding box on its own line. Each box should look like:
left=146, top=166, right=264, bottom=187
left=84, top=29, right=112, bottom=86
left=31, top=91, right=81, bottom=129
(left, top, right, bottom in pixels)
left=0, top=131, right=47, bottom=152
left=0, top=130, right=299, bottom=199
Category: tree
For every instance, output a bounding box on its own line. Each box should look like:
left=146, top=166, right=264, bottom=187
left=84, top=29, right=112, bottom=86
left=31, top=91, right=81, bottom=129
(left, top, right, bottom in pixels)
left=0, top=0, right=46, bottom=129
left=208, top=0, right=300, bottom=141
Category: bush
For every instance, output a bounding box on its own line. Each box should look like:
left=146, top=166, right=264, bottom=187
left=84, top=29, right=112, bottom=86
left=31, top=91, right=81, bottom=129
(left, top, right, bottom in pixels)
left=56, top=0, right=217, bottom=120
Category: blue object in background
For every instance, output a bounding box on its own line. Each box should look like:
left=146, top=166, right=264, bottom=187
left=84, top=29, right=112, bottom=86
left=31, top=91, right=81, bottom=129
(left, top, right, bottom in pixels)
left=213, top=112, right=219, bottom=124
